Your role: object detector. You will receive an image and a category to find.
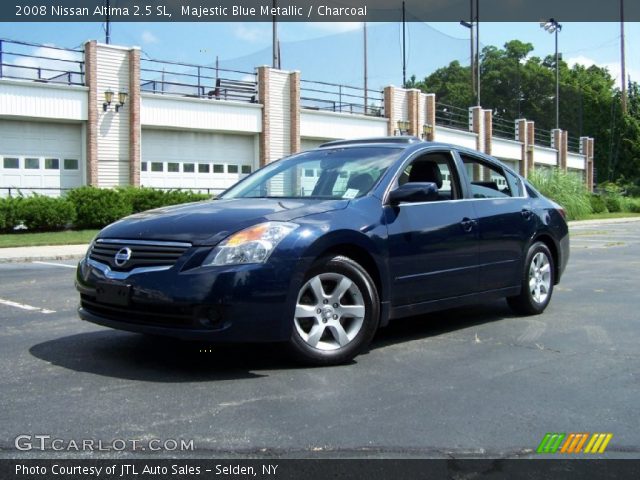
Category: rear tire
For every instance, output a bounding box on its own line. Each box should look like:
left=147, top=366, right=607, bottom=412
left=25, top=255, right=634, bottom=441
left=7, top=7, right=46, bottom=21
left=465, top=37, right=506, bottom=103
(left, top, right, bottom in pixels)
left=507, top=241, right=555, bottom=315
left=288, top=255, right=379, bottom=366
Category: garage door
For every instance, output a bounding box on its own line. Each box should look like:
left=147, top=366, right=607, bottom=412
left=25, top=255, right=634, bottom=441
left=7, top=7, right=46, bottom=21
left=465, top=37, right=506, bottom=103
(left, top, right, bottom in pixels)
left=0, top=119, right=83, bottom=197
left=141, top=129, right=257, bottom=194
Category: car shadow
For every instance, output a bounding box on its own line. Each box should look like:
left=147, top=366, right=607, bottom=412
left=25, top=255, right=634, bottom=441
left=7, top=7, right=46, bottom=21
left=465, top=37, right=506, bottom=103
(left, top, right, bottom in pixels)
left=29, top=300, right=514, bottom=381
left=28, top=330, right=291, bottom=382
left=371, top=299, right=516, bottom=349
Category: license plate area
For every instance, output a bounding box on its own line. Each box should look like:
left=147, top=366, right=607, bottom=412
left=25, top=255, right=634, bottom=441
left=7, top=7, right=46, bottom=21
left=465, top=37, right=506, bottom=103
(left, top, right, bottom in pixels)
left=96, top=282, right=131, bottom=306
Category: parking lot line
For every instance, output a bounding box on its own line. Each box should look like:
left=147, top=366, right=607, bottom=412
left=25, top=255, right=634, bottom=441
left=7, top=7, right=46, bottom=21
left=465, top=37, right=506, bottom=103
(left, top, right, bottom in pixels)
left=0, top=298, right=55, bottom=314
left=32, top=261, right=77, bottom=269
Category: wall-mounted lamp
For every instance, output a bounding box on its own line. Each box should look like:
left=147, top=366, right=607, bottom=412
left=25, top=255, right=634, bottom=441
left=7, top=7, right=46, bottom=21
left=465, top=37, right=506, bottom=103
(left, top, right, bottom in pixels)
left=103, top=89, right=114, bottom=111
left=103, top=90, right=128, bottom=112
left=422, top=124, right=433, bottom=139
left=396, top=120, right=410, bottom=136
left=116, top=91, right=128, bottom=112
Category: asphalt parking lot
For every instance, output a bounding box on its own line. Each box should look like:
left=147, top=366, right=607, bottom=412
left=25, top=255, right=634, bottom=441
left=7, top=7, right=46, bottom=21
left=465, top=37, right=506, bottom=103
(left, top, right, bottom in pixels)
left=1, top=220, right=639, bottom=459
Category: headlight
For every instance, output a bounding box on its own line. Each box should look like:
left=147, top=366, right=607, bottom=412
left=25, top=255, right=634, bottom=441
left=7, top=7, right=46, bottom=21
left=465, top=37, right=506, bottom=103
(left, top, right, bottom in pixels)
left=203, top=222, right=298, bottom=266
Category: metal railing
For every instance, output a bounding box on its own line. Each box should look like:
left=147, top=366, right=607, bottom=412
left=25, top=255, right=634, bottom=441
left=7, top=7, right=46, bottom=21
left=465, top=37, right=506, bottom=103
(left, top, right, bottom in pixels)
left=300, top=79, right=383, bottom=117
left=493, top=116, right=516, bottom=140
left=534, top=128, right=552, bottom=148
left=435, top=102, right=469, bottom=131
left=0, top=38, right=85, bottom=86
left=568, top=135, right=581, bottom=153
left=140, top=58, right=257, bottom=103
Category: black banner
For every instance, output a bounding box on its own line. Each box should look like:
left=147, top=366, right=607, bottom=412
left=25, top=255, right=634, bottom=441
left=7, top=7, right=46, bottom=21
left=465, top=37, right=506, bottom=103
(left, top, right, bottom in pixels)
left=3, top=0, right=640, bottom=22
left=3, top=459, right=640, bottom=480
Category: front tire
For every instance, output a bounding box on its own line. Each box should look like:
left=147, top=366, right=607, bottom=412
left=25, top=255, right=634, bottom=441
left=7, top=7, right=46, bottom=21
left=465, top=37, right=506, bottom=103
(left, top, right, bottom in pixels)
left=288, top=255, right=379, bottom=366
left=507, top=241, right=555, bottom=315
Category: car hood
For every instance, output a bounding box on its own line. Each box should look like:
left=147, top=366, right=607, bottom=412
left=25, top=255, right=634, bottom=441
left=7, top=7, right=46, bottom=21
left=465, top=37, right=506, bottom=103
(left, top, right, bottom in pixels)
left=98, top=198, right=348, bottom=245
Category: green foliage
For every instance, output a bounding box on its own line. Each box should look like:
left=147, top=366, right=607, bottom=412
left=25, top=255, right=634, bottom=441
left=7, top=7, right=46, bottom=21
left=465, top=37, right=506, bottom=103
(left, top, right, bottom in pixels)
left=117, top=187, right=210, bottom=214
left=529, top=168, right=592, bottom=220
left=589, top=195, right=608, bottom=214
left=625, top=198, right=640, bottom=213
left=598, top=182, right=624, bottom=213
left=410, top=40, right=640, bottom=187
left=16, top=195, right=76, bottom=231
left=66, top=187, right=133, bottom=229
left=0, top=196, right=22, bottom=232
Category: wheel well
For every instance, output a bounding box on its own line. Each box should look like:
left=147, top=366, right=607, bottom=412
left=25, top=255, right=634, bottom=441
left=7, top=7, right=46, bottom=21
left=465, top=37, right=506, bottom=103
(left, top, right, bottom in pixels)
left=318, top=244, right=383, bottom=301
left=533, top=234, right=560, bottom=284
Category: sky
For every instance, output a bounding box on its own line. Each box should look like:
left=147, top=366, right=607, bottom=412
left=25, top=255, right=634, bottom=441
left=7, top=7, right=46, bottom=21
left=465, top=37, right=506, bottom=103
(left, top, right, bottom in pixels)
left=1, top=20, right=638, bottom=92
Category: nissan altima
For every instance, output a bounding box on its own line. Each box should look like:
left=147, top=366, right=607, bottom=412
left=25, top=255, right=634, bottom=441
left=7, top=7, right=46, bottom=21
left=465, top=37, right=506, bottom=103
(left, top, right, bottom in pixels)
left=76, top=137, right=569, bottom=365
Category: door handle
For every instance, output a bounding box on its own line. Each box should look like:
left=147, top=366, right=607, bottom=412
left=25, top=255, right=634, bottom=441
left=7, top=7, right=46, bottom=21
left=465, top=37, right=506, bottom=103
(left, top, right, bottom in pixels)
left=521, top=209, right=533, bottom=220
left=461, top=218, right=476, bottom=233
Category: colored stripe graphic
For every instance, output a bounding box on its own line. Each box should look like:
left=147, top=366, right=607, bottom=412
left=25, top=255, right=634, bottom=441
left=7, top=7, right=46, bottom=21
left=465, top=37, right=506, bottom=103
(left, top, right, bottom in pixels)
left=584, top=433, right=613, bottom=454
left=560, top=433, right=589, bottom=453
left=537, top=433, right=566, bottom=453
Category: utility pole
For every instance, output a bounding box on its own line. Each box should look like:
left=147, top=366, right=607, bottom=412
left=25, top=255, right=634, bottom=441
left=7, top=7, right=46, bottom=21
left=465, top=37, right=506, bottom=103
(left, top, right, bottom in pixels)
left=272, top=0, right=280, bottom=69
left=460, top=0, right=476, bottom=104
left=475, top=0, right=480, bottom=106
left=364, top=22, right=368, bottom=114
left=620, top=0, right=628, bottom=114
left=105, top=0, right=111, bottom=44
left=402, top=1, right=406, bottom=87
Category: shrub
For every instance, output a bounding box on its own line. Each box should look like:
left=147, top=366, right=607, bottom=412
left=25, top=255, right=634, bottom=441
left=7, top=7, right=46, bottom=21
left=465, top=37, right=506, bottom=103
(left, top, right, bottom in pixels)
left=599, top=182, right=624, bottom=213
left=16, top=195, right=76, bottom=231
left=117, top=187, right=210, bottom=214
left=589, top=194, right=608, bottom=214
left=0, top=196, right=23, bottom=232
left=117, top=186, right=167, bottom=213
left=626, top=198, right=640, bottom=213
left=66, top=187, right=132, bottom=229
left=529, top=169, right=592, bottom=220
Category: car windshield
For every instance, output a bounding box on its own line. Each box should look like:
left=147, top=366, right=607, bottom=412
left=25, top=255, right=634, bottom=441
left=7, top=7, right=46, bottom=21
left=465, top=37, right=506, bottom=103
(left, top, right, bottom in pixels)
left=221, top=147, right=403, bottom=200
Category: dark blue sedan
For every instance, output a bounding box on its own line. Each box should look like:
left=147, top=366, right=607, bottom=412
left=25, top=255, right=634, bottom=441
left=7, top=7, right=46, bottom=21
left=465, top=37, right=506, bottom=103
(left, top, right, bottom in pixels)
left=76, top=137, right=569, bottom=365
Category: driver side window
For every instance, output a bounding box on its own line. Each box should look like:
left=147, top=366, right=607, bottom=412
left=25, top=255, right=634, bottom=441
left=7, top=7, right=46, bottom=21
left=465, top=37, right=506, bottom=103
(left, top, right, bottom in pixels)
left=399, top=151, right=460, bottom=201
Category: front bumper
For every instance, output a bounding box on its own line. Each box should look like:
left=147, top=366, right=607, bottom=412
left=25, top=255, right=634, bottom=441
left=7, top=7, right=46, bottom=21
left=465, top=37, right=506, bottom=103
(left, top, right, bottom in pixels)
left=75, top=251, right=305, bottom=343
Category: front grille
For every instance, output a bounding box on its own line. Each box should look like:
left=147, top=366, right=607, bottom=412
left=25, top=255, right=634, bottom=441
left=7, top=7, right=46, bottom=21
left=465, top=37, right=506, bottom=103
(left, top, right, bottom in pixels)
left=89, top=239, right=191, bottom=272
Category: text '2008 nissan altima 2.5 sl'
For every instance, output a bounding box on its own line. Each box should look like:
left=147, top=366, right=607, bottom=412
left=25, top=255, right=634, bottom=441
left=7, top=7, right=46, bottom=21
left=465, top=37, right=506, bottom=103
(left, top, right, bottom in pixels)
left=76, top=137, right=569, bottom=365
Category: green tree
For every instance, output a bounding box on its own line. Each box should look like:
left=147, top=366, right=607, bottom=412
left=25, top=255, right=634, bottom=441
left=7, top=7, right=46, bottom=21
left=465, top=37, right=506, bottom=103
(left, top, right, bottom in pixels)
left=411, top=40, right=640, bottom=187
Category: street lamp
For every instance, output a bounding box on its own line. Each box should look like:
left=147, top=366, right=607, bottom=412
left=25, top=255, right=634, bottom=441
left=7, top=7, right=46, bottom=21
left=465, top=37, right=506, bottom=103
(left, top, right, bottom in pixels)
left=540, top=18, right=562, bottom=129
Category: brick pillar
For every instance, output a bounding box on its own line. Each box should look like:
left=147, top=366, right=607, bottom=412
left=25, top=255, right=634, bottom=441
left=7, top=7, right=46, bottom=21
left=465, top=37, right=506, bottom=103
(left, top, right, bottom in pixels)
left=483, top=109, right=493, bottom=155
left=257, top=66, right=270, bottom=167
left=289, top=70, right=300, bottom=154
left=425, top=93, right=436, bottom=141
left=516, top=119, right=528, bottom=177
left=559, top=130, right=568, bottom=172
left=129, top=48, right=141, bottom=186
left=84, top=40, right=98, bottom=186
left=552, top=128, right=562, bottom=168
left=470, top=106, right=483, bottom=152
left=526, top=121, right=535, bottom=176
left=383, top=86, right=395, bottom=136
left=407, top=89, right=420, bottom=136
left=583, top=137, right=595, bottom=192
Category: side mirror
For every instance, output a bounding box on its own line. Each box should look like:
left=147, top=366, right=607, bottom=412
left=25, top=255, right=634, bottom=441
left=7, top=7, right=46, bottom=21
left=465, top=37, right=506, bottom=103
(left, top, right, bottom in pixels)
left=388, top=182, right=439, bottom=204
